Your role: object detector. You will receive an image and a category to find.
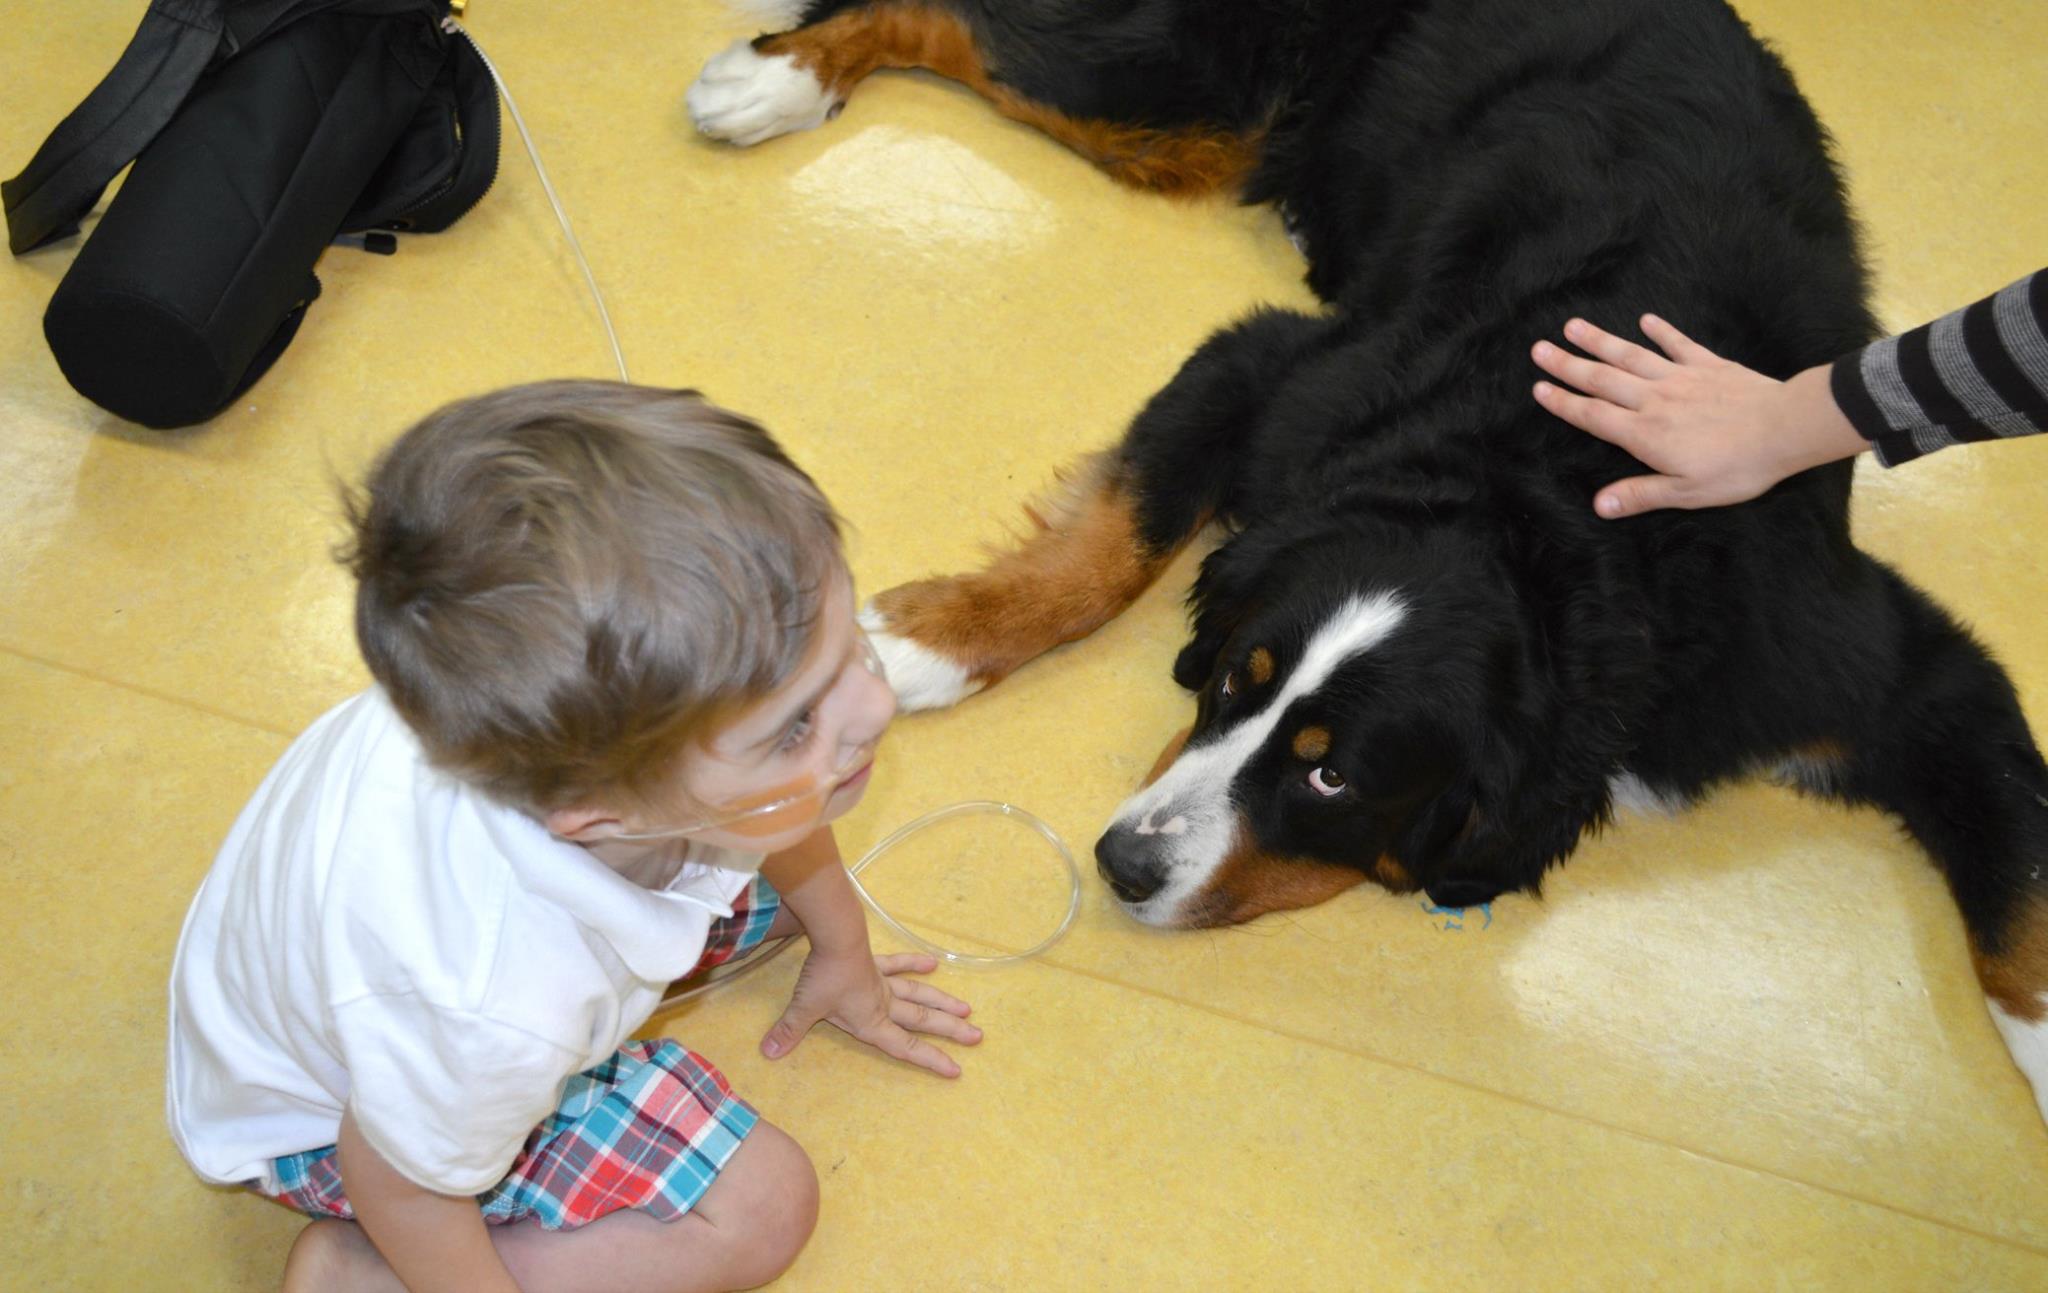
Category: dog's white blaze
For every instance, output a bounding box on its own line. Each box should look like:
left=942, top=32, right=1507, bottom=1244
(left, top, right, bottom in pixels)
left=686, top=40, right=839, bottom=147
left=1112, top=592, right=1407, bottom=925
left=1988, top=998, right=2048, bottom=1124
left=859, top=607, right=985, bottom=712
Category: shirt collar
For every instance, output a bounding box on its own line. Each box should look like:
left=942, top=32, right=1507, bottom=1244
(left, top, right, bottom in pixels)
left=471, top=793, right=737, bottom=983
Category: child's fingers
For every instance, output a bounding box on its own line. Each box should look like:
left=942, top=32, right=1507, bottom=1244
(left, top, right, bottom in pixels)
left=1531, top=341, right=1649, bottom=409
left=878, top=1027, right=963, bottom=1078
left=888, top=975, right=972, bottom=1017
left=1533, top=381, right=1647, bottom=456
left=761, top=1003, right=820, bottom=1060
left=1561, top=318, right=1674, bottom=379
left=1639, top=313, right=1715, bottom=365
left=873, top=952, right=940, bottom=977
left=889, top=996, right=983, bottom=1045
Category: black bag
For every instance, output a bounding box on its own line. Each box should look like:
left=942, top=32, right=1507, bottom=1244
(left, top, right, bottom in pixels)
left=4, top=0, right=499, bottom=428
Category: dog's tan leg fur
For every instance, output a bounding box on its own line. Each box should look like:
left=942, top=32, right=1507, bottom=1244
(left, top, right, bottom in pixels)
left=758, top=6, right=1261, bottom=196
left=1976, top=895, right=2048, bottom=1022
left=868, top=453, right=1189, bottom=699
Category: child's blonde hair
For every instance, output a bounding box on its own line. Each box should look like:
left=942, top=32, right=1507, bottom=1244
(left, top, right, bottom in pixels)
left=343, top=380, right=844, bottom=813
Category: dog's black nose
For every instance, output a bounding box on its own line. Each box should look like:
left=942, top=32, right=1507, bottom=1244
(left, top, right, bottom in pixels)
left=1095, top=827, right=1168, bottom=905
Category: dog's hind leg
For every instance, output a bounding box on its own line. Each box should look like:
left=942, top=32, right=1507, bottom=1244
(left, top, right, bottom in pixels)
left=687, top=2, right=1263, bottom=196
left=864, top=308, right=1334, bottom=710
left=1819, top=571, right=2048, bottom=1123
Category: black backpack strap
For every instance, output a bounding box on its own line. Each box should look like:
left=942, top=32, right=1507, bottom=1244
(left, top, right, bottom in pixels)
left=2, top=1, right=227, bottom=254
left=3, top=0, right=449, bottom=255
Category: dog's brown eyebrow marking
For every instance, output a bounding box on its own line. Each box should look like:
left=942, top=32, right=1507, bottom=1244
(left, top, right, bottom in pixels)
left=1292, top=725, right=1330, bottom=761
left=1248, top=646, right=1274, bottom=685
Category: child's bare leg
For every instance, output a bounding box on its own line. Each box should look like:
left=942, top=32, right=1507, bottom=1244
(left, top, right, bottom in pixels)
left=282, top=1122, right=818, bottom=1293
left=283, top=1220, right=398, bottom=1293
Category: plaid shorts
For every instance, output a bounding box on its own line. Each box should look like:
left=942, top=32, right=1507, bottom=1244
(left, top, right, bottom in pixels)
left=265, top=876, right=781, bottom=1230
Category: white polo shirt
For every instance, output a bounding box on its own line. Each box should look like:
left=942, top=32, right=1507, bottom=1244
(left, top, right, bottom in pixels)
left=166, top=688, right=758, bottom=1195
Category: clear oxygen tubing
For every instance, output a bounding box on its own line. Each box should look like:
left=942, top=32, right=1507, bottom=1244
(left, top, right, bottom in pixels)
left=442, top=16, right=630, bottom=382
left=658, top=801, right=1085, bottom=1009
left=436, top=22, right=1084, bottom=1007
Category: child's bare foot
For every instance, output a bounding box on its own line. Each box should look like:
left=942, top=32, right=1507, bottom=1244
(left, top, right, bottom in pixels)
left=281, top=1219, right=405, bottom=1293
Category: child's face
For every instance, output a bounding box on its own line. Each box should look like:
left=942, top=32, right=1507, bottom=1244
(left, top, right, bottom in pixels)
left=646, top=576, right=898, bottom=854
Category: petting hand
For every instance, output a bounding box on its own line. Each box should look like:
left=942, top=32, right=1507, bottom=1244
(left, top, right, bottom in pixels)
left=762, top=949, right=980, bottom=1078
left=1530, top=315, right=1869, bottom=518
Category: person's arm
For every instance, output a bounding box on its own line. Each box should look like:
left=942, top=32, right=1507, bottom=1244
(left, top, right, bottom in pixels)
left=1831, top=269, right=2048, bottom=466
left=757, top=826, right=980, bottom=1077
left=335, top=1108, right=523, bottom=1293
left=758, top=825, right=869, bottom=959
left=1530, top=269, right=2047, bottom=518
left=1530, top=316, right=1869, bottom=518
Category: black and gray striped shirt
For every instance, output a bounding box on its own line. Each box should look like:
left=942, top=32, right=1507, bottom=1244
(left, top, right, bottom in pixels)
left=1832, top=270, right=2047, bottom=466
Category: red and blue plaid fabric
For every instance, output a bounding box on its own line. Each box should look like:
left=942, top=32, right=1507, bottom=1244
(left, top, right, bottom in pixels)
left=265, top=876, right=780, bottom=1230
left=695, top=873, right=782, bottom=973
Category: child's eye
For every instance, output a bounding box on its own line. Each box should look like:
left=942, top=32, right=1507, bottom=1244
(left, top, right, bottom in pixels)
left=776, top=710, right=817, bottom=753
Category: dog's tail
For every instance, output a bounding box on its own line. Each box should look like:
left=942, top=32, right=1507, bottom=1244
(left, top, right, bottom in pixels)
left=1832, top=569, right=2048, bottom=1125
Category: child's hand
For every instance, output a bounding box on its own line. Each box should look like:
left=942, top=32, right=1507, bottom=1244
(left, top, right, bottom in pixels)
left=1530, top=315, right=1868, bottom=518
left=762, top=949, right=980, bottom=1078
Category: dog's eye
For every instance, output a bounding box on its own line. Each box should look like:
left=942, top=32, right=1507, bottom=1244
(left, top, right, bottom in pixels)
left=1307, top=767, right=1347, bottom=797
left=1220, top=670, right=1237, bottom=697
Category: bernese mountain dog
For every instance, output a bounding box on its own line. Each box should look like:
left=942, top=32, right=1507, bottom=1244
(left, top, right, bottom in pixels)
left=687, top=0, right=2048, bottom=1121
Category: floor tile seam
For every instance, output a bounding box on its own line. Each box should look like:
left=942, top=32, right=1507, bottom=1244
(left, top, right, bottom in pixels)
left=889, top=908, right=2048, bottom=1259
left=0, top=643, right=298, bottom=739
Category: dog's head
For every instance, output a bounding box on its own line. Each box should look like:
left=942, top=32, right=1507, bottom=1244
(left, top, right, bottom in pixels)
left=1096, top=524, right=1588, bottom=928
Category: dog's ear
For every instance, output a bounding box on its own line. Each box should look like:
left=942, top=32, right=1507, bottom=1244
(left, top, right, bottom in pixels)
left=1393, top=772, right=1509, bottom=908
left=1395, top=721, right=1607, bottom=908
left=1172, top=634, right=1226, bottom=692
left=1172, top=533, right=1276, bottom=692
left=1390, top=705, right=1566, bottom=909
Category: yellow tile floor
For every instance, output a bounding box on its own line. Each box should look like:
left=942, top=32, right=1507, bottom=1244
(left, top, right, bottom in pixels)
left=4, top=1, right=2045, bottom=1287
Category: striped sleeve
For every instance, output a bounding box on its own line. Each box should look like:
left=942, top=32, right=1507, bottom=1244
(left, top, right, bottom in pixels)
left=1831, top=269, right=2048, bottom=466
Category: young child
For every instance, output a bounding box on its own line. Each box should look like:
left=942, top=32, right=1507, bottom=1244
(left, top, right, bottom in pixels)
left=166, top=381, right=980, bottom=1292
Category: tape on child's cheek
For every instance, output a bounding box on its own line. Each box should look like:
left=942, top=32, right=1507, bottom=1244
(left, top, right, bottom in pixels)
left=705, top=772, right=827, bottom=839
left=717, top=800, right=818, bottom=840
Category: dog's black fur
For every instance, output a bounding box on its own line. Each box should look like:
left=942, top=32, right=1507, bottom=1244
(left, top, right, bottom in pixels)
left=781, top=1, right=2048, bottom=978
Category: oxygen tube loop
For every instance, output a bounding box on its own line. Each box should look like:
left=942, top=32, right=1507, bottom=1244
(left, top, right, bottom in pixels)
left=450, top=19, right=1085, bottom=1005
left=659, top=802, right=1085, bottom=1008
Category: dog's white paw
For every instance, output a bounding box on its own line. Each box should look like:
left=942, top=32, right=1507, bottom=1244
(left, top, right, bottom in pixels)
left=860, top=606, right=984, bottom=712
left=1988, top=998, right=2048, bottom=1125
left=686, top=40, right=839, bottom=147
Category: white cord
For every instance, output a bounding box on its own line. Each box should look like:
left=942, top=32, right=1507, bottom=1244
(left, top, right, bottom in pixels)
left=443, top=17, right=630, bottom=382
left=657, top=801, right=1084, bottom=1008
left=435, top=20, right=1085, bottom=1006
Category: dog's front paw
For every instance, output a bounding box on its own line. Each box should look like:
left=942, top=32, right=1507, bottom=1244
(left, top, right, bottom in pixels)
left=860, top=601, right=985, bottom=712
left=686, top=39, right=840, bottom=147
